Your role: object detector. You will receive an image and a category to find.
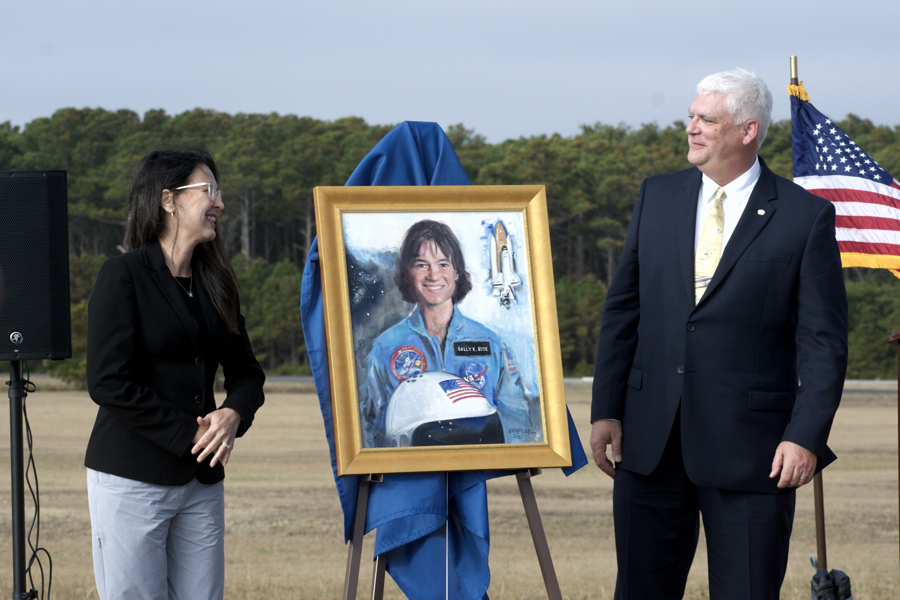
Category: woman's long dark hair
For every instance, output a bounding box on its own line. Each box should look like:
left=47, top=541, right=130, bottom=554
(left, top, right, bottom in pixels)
left=124, top=149, right=240, bottom=334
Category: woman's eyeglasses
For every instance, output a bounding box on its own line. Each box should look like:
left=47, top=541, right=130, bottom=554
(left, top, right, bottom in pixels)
left=175, top=182, right=222, bottom=203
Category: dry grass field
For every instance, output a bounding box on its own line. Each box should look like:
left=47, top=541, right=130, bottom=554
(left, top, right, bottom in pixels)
left=0, top=380, right=897, bottom=599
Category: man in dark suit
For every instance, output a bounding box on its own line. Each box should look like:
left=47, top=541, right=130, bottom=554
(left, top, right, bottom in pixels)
left=590, top=68, right=848, bottom=599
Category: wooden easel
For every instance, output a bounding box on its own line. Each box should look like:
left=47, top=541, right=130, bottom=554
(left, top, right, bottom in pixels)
left=343, top=474, right=383, bottom=600
left=342, top=469, right=563, bottom=600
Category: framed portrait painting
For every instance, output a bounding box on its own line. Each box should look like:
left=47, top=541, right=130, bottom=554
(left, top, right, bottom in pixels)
left=314, top=185, right=571, bottom=475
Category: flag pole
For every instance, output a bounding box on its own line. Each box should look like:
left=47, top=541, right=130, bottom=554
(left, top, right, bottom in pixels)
left=792, top=54, right=829, bottom=573
left=889, top=332, right=900, bottom=584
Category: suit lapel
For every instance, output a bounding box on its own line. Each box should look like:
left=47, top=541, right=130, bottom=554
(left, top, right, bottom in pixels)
left=678, top=170, right=703, bottom=304
left=143, top=243, right=203, bottom=353
left=698, top=160, right=778, bottom=304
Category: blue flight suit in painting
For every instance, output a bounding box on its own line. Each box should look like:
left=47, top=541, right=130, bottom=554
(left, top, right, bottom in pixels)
left=361, top=305, right=538, bottom=448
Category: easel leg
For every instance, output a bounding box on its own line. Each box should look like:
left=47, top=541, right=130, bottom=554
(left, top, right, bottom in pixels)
left=371, top=554, right=386, bottom=600
left=516, top=468, right=563, bottom=600
left=344, top=475, right=381, bottom=600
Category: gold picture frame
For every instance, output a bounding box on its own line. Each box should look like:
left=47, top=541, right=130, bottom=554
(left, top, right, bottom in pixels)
left=314, top=185, right=571, bottom=475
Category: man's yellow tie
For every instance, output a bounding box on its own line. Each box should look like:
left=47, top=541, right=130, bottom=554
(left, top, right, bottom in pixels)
left=694, top=188, right=726, bottom=304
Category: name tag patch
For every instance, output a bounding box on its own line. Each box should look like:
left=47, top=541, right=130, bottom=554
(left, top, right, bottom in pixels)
left=454, top=341, right=491, bottom=356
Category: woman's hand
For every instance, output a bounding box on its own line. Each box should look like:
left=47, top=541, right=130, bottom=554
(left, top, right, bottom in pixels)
left=191, top=407, right=241, bottom=467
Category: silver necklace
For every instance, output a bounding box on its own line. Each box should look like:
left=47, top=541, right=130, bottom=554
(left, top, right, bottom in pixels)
left=174, top=273, right=193, bottom=297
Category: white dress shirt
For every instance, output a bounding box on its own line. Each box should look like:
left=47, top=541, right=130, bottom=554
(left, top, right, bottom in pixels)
left=694, top=156, right=761, bottom=253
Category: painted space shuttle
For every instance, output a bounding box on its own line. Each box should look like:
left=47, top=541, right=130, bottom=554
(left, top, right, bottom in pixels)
left=489, top=221, right=521, bottom=308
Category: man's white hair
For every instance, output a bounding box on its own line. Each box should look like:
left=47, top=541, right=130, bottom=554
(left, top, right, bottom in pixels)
left=696, top=68, right=773, bottom=149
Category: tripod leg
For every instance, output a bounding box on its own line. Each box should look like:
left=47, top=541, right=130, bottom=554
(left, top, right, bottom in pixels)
left=8, top=360, right=28, bottom=598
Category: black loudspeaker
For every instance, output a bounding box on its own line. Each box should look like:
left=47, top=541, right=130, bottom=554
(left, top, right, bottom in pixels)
left=0, top=171, right=71, bottom=361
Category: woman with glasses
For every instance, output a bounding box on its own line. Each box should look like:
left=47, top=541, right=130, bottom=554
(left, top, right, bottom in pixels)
left=84, top=149, right=265, bottom=600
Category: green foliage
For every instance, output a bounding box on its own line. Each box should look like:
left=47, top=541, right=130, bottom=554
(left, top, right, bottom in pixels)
left=445, top=123, right=489, bottom=181
left=758, top=120, right=794, bottom=178
left=42, top=299, right=89, bottom=388
left=555, top=274, right=606, bottom=375
left=0, top=121, right=22, bottom=167
left=845, top=276, right=900, bottom=379
left=68, top=254, right=108, bottom=303
left=2, top=107, right=899, bottom=379
left=233, top=256, right=305, bottom=372
left=38, top=254, right=109, bottom=386
left=233, top=254, right=273, bottom=323
left=472, top=122, right=692, bottom=285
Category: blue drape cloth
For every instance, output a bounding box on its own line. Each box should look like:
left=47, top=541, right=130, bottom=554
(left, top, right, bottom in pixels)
left=299, top=121, right=587, bottom=599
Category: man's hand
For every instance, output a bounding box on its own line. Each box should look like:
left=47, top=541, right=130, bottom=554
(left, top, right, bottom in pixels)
left=770, top=441, right=817, bottom=489
left=590, top=420, right=622, bottom=479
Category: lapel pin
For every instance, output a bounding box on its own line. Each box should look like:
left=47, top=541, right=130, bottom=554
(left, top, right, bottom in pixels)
left=757, top=209, right=765, bottom=216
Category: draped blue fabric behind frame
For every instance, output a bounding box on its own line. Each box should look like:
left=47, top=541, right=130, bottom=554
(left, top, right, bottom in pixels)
left=299, top=121, right=587, bottom=599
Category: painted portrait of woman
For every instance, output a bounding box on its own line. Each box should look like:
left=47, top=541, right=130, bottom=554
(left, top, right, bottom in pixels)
left=355, top=219, right=540, bottom=448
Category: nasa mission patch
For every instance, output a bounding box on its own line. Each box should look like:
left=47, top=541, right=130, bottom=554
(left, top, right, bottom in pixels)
left=457, top=361, right=489, bottom=392
left=390, top=345, right=427, bottom=381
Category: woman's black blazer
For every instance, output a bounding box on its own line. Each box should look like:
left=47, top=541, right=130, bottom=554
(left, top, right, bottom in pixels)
left=85, top=242, right=265, bottom=485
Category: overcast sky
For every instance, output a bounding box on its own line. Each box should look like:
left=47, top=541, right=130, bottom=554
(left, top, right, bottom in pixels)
left=3, top=0, right=897, bottom=144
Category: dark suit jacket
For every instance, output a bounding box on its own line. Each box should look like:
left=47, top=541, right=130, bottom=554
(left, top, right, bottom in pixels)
left=85, top=242, right=265, bottom=486
left=591, top=158, right=848, bottom=494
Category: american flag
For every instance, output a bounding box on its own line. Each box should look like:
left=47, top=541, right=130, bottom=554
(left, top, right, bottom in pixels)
left=790, top=82, right=900, bottom=276
left=438, top=378, right=483, bottom=403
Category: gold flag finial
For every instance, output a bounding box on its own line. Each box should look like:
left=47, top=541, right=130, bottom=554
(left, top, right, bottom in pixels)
left=787, top=56, right=808, bottom=100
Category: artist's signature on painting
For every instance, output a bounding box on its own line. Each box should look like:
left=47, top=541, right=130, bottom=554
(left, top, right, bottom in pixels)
left=507, top=428, right=534, bottom=441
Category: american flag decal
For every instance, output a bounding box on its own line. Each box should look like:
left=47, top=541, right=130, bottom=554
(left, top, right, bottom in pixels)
left=438, top=379, right=483, bottom=403
left=503, top=347, right=519, bottom=375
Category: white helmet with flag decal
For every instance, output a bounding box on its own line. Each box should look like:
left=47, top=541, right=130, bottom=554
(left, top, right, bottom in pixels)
left=385, top=371, right=502, bottom=447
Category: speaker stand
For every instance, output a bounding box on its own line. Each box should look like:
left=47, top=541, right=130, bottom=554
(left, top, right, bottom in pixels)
left=7, top=360, right=34, bottom=599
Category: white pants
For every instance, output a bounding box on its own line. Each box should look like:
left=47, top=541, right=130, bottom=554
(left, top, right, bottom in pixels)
left=86, top=469, right=225, bottom=600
